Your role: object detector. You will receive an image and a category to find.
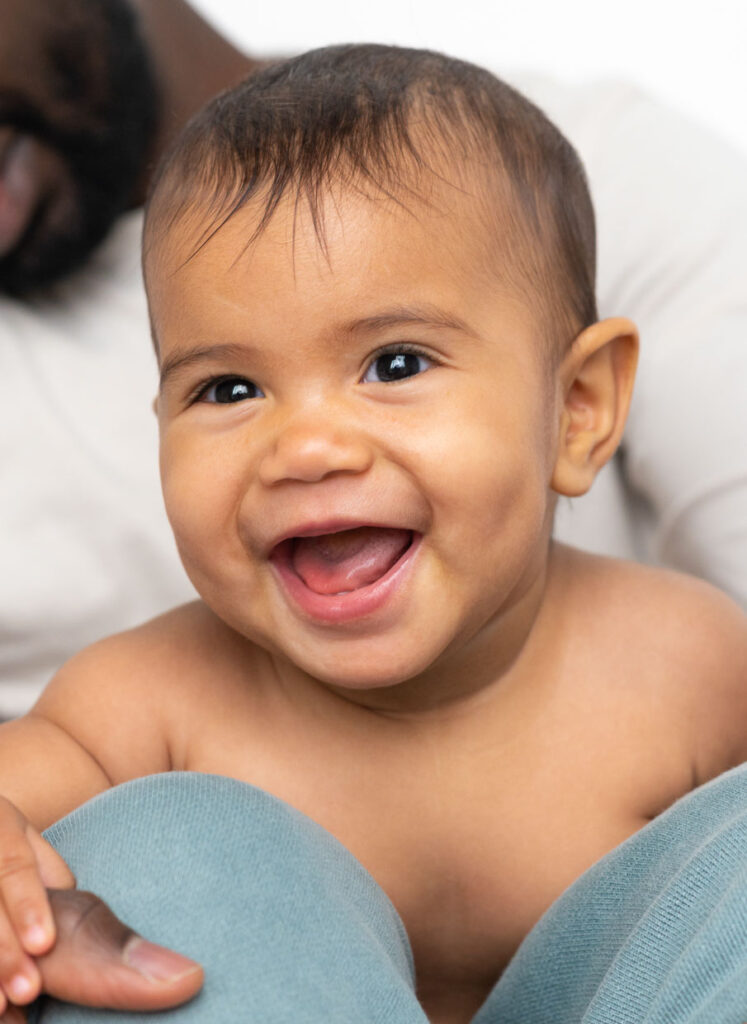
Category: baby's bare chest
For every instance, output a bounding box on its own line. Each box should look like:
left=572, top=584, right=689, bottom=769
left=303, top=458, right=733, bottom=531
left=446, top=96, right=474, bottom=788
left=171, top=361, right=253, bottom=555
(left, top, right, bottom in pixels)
left=191, top=716, right=673, bottom=1023
left=340, top=780, right=648, bottom=1021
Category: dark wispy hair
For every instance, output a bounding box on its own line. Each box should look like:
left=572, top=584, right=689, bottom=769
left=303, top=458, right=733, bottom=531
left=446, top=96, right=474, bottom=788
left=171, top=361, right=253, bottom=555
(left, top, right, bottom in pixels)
left=145, top=44, right=597, bottom=352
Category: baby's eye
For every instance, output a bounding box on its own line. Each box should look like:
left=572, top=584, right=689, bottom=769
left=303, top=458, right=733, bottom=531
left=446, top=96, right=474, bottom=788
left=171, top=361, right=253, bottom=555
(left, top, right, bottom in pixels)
left=199, top=377, right=263, bottom=404
left=363, top=349, right=432, bottom=383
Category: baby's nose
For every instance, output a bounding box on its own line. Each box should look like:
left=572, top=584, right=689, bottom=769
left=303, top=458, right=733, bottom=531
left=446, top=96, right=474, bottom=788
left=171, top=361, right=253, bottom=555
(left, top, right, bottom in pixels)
left=257, top=415, right=374, bottom=486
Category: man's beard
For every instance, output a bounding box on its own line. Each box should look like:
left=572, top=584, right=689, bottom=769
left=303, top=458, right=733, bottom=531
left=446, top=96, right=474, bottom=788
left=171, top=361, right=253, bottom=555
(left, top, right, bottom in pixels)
left=0, top=1, right=159, bottom=296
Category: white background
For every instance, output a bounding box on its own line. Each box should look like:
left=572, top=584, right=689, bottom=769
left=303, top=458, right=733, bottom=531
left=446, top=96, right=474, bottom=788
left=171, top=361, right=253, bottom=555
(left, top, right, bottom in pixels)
left=190, top=0, right=747, bottom=159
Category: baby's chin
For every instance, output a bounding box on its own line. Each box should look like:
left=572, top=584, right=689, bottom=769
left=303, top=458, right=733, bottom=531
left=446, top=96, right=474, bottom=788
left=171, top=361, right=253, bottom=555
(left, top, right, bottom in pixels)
left=281, top=639, right=452, bottom=705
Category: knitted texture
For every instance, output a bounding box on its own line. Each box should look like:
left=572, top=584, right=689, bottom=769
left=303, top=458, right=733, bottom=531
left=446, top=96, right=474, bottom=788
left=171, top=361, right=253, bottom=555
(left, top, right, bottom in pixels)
left=33, top=772, right=424, bottom=1023
left=31, top=765, right=747, bottom=1022
left=475, top=763, right=747, bottom=1023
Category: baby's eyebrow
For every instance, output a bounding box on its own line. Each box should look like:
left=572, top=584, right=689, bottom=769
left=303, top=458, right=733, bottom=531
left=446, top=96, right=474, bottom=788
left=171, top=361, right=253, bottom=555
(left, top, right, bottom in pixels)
left=159, top=342, right=253, bottom=390
left=344, top=304, right=478, bottom=337
left=158, top=305, right=476, bottom=389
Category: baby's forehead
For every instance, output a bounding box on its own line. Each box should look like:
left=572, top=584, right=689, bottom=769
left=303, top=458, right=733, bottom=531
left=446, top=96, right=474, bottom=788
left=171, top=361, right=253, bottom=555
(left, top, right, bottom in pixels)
left=145, top=157, right=520, bottom=292
left=143, top=45, right=598, bottom=355
left=144, top=178, right=555, bottom=385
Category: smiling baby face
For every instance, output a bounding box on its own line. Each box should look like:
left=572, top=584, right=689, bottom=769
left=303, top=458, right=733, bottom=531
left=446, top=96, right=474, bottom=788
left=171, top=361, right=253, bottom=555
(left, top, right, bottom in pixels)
left=149, top=178, right=563, bottom=695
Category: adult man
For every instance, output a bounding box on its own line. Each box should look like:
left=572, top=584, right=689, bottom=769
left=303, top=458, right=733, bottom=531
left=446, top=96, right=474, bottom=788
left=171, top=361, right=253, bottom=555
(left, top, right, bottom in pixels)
left=0, top=0, right=259, bottom=716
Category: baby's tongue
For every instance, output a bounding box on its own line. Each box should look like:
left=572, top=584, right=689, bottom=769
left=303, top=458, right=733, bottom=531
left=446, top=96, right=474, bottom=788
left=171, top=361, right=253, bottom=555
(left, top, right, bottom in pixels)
left=291, top=527, right=410, bottom=595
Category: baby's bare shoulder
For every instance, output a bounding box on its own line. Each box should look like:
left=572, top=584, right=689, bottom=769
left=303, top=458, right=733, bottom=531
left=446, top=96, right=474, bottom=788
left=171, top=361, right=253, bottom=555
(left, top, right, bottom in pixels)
left=35, top=601, right=264, bottom=783
left=558, top=546, right=747, bottom=781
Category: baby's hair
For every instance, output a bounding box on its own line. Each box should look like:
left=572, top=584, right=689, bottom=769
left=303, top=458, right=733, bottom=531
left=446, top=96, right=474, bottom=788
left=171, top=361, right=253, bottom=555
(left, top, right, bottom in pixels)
left=145, top=44, right=597, bottom=355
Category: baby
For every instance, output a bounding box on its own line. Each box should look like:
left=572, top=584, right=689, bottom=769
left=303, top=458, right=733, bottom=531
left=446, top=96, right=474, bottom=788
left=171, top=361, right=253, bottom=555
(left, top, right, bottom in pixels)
left=0, top=44, right=745, bottom=1024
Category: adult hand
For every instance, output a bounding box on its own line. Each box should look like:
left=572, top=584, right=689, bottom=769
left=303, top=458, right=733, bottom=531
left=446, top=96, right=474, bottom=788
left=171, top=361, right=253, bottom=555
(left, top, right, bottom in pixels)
left=3, top=889, right=203, bottom=1022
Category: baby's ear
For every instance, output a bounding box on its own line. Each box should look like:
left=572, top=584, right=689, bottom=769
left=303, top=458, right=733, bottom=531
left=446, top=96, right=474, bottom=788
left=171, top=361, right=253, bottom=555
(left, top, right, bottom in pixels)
left=551, top=317, right=638, bottom=497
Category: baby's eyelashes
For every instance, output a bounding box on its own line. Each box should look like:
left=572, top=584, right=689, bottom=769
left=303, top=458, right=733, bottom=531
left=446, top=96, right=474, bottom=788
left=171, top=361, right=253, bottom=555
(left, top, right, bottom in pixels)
left=362, top=347, right=434, bottom=383
left=195, top=377, right=263, bottom=404
left=186, top=346, right=435, bottom=406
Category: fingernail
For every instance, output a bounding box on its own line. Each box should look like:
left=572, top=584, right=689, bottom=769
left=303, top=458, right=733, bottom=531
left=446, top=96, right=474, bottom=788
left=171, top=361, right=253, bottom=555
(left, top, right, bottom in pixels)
left=124, top=937, right=201, bottom=983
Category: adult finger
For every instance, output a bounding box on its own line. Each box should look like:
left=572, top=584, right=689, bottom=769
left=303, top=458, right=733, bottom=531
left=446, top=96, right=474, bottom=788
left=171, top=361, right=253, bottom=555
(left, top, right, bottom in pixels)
left=0, top=1004, right=27, bottom=1022
left=0, top=1004, right=26, bottom=1023
left=36, top=890, right=203, bottom=1011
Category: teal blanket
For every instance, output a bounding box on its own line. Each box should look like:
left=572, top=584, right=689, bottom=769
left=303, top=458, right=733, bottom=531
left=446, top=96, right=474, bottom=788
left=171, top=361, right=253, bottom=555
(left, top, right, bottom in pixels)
left=476, top=762, right=747, bottom=1023
left=35, top=765, right=747, bottom=1022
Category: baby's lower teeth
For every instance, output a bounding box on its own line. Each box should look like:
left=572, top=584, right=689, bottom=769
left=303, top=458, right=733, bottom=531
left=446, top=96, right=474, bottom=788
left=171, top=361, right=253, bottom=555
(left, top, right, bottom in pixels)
left=334, top=589, right=352, bottom=595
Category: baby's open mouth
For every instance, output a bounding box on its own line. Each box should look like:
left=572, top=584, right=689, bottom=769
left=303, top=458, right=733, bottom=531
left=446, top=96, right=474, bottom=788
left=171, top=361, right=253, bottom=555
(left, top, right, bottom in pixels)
left=276, top=527, right=414, bottom=595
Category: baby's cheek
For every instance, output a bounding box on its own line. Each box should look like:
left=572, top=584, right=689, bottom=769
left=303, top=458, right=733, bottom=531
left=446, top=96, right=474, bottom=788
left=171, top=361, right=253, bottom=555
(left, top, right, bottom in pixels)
left=451, top=429, right=550, bottom=561
left=160, top=448, right=229, bottom=567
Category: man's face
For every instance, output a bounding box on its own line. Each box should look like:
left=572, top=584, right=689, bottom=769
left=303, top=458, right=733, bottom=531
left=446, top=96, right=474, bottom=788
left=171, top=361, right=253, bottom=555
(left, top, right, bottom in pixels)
left=151, top=183, right=561, bottom=697
left=0, top=0, right=157, bottom=294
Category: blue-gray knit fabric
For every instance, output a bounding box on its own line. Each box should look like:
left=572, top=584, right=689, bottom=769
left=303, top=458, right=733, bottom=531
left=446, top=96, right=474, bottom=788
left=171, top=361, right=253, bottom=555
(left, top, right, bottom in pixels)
left=474, top=762, right=747, bottom=1024
left=32, top=765, right=747, bottom=1022
left=33, top=773, right=424, bottom=1023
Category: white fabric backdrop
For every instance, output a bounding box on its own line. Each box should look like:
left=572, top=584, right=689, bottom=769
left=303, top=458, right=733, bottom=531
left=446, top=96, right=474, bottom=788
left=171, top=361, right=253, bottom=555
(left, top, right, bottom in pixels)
left=191, top=0, right=747, bottom=160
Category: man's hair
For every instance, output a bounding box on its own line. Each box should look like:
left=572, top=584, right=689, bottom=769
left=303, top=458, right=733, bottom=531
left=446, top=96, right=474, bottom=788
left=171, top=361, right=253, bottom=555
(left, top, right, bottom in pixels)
left=145, top=44, right=597, bottom=353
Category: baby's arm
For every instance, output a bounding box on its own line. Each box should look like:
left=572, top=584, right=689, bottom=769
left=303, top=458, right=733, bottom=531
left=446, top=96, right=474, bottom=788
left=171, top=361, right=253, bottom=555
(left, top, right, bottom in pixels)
left=1, top=621, right=177, bottom=827
left=629, top=566, right=747, bottom=786
left=0, top=712, right=111, bottom=828
left=0, top=625, right=179, bottom=1012
left=680, top=581, right=747, bottom=783
left=0, top=710, right=112, bottom=1010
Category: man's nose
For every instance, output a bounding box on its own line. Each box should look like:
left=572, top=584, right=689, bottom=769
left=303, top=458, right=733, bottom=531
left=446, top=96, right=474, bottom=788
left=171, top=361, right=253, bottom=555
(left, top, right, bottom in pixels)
left=257, top=412, right=374, bottom=486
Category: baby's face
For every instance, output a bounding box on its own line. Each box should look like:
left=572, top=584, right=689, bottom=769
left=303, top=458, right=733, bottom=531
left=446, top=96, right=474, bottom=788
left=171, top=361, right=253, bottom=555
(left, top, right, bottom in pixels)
left=150, top=184, right=561, bottom=695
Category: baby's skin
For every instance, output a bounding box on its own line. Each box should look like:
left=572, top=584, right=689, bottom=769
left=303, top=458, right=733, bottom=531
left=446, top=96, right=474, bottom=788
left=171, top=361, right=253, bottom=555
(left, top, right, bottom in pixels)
left=0, top=179, right=745, bottom=1024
